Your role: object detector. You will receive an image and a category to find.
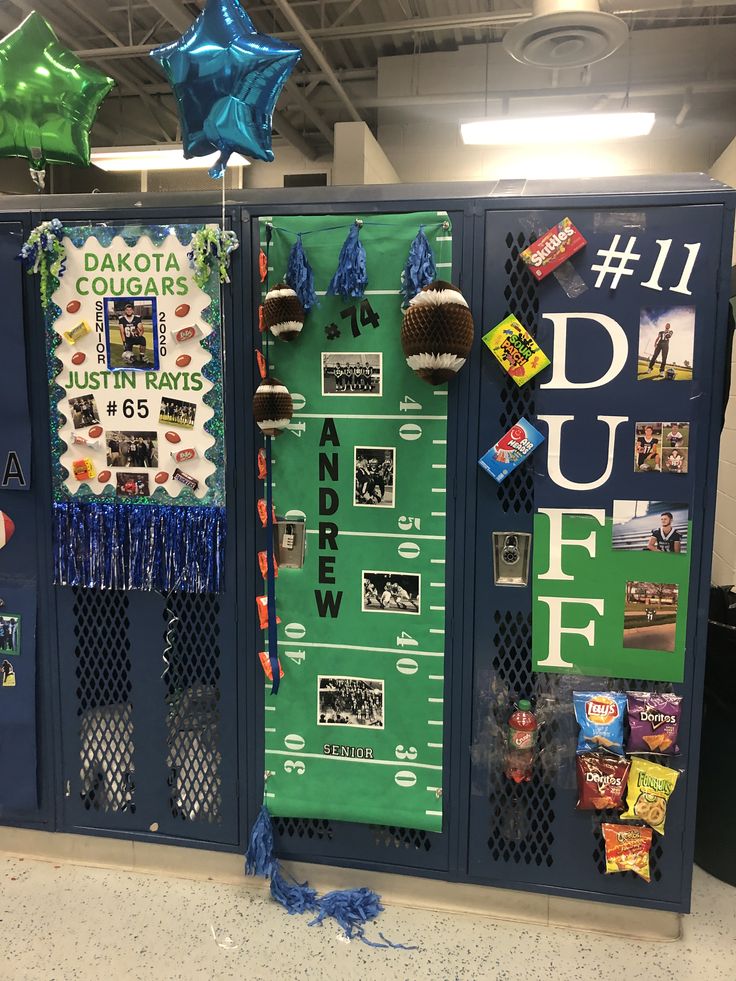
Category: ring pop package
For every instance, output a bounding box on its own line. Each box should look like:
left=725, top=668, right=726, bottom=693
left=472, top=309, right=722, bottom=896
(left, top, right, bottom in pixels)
left=626, top=691, right=682, bottom=755
left=621, top=757, right=680, bottom=836
left=573, top=692, right=627, bottom=755
left=602, top=823, right=653, bottom=883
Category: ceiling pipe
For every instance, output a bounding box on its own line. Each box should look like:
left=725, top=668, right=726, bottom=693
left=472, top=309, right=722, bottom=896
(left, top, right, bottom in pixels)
left=270, top=0, right=363, bottom=122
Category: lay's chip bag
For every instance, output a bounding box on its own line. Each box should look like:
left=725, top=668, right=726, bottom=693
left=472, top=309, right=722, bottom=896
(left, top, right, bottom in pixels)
left=573, top=692, right=627, bottom=755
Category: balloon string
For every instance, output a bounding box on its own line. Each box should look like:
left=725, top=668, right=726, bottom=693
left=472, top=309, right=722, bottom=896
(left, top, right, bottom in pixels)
left=221, top=178, right=225, bottom=233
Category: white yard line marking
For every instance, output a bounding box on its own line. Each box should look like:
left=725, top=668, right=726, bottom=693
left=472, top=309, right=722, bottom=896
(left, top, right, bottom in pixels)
left=277, top=640, right=444, bottom=657
left=428, top=742, right=443, bottom=749
left=436, top=235, right=452, bottom=241
left=265, top=727, right=276, bottom=733
left=425, top=809, right=443, bottom=817
left=435, top=262, right=452, bottom=269
left=428, top=720, right=443, bottom=726
left=430, top=605, right=445, bottom=612
left=265, top=749, right=441, bottom=770
left=426, top=786, right=441, bottom=793
left=431, top=488, right=446, bottom=494
left=432, top=439, right=447, bottom=445
left=428, top=697, right=443, bottom=703
left=265, top=792, right=275, bottom=799
left=432, top=464, right=447, bottom=469
left=431, top=558, right=446, bottom=564
left=430, top=628, right=445, bottom=635
left=305, top=529, right=444, bottom=541
left=293, top=413, right=447, bottom=421
left=429, top=675, right=445, bottom=681
left=431, top=511, right=447, bottom=518
left=430, top=582, right=445, bottom=588
left=433, top=390, right=448, bottom=396
left=265, top=705, right=276, bottom=712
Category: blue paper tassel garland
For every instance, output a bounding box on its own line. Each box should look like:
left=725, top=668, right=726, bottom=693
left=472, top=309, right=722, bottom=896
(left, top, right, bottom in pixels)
left=286, top=233, right=317, bottom=310
left=400, top=224, right=436, bottom=307
left=327, top=223, right=368, bottom=299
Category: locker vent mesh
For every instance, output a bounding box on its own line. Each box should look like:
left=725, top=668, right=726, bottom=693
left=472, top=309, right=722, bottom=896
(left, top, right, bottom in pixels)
left=274, top=817, right=334, bottom=841
left=164, top=593, right=223, bottom=824
left=497, top=232, right=539, bottom=515
left=74, top=589, right=135, bottom=814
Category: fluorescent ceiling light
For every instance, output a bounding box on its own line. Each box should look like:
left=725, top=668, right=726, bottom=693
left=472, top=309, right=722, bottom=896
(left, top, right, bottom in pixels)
left=91, top=145, right=251, bottom=171
left=460, top=112, right=655, bottom=145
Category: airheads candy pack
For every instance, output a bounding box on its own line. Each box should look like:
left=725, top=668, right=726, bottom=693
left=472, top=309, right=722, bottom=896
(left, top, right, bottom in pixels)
left=478, top=417, right=545, bottom=484
left=573, top=691, right=627, bottom=755
left=482, top=314, right=551, bottom=387
left=521, top=218, right=587, bottom=281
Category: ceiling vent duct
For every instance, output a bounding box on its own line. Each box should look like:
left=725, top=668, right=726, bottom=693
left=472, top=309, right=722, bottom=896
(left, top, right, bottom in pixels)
left=503, top=0, right=629, bottom=69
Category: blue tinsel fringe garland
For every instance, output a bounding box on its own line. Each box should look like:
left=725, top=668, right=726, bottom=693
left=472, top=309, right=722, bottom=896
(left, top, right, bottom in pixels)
left=400, top=225, right=436, bottom=307
left=53, top=501, right=226, bottom=593
left=327, top=223, right=368, bottom=299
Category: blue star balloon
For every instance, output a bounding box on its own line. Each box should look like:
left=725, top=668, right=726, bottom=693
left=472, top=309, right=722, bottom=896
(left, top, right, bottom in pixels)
left=150, top=0, right=301, bottom=178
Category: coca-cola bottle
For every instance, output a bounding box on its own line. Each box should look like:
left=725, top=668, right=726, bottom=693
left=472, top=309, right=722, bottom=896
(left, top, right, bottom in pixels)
left=504, top=699, right=538, bottom=783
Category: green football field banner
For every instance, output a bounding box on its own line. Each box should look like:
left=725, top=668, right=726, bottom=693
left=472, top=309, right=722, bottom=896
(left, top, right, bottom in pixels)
left=259, top=211, right=451, bottom=832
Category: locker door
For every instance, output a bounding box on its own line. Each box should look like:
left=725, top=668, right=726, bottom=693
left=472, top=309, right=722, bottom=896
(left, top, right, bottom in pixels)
left=466, top=203, right=727, bottom=910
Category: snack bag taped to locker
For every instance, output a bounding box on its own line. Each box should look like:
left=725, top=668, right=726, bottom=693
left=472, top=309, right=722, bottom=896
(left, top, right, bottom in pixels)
left=621, top=757, right=680, bottom=836
left=573, top=692, right=627, bottom=755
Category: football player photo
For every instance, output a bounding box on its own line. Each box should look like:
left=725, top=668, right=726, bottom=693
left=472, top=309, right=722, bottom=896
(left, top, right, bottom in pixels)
left=104, top=297, right=159, bottom=371
left=354, top=447, right=395, bottom=508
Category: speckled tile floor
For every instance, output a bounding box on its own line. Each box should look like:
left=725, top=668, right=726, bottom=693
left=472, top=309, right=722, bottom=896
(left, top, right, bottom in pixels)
left=0, top=856, right=733, bottom=981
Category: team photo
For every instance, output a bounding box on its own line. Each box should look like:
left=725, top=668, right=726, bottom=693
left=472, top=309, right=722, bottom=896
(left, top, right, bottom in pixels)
left=362, top=571, right=420, bottom=614
left=0, top=614, right=20, bottom=656
left=317, top=676, right=384, bottom=728
left=106, top=431, right=159, bottom=468
left=354, top=447, right=395, bottom=507
left=321, top=352, right=382, bottom=396
left=115, top=471, right=151, bottom=498
left=159, top=396, right=196, bottom=429
left=104, top=297, right=159, bottom=371
left=67, top=394, right=100, bottom=429
left=637, top=306, right=695, bottom=381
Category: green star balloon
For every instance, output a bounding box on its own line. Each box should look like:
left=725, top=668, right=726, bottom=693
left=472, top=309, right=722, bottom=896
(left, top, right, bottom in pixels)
left=0, top=12, right=114, bottom=187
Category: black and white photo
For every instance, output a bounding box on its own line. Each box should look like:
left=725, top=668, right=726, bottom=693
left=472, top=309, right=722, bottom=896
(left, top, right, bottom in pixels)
left=354, top=447, right=395, bottom=508
left=321, top=352, right=382, bottom=396
left=159, top=396, right=196, bottom=430
left=106, top=431, right=159, bottom=469
left=68, top=394, right=100, bottom=429
left=362, top=571, right=420, bottom=614
left=317, top=676, right=384, bottom=728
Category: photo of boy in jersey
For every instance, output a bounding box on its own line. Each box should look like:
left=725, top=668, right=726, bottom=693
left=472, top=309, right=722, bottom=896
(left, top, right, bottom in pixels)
left=612, top=500, right=688, bottom=554
left=664, top=447, right=688, bottom=474
left=637, top=306, right=694, bottom=381
left=623, top=581, right=679, bottom=652
left=354, top=446, right=395, bottom=508
left=321, top=352, right=382, bottom=396
left=104, top=297, right=159, bottom=371
left=634, top=422, right=662, bottom=472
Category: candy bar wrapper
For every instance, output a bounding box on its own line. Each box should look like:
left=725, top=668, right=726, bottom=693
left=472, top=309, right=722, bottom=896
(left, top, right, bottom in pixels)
left=257, top=448, right=268, bottom=480
left=478, top=417, right=545, bottom=484
left=72, top=458, right=96, bottom=480
left=521, top=218, right=586, bottom=282
left=64, top=320, right=92, bottom=344
left=172, top=467, right=199, bottom=491
left=71, top=433, right=101, bottom=451
left=170, top=447, right=198, bottom=465
left=258, top=549, right=279, bottom=579
left=256, top=595, right=281, bottom=631
left=259, top=650, right=284, bottom=682
left=173, top=324, right=203, bottom=344
left=482, top=315, right=550, bottom=387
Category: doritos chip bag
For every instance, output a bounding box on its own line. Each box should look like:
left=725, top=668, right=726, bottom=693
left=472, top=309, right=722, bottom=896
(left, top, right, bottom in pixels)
left=573, top=692, right=627, bottom=755
left=626, top=691, right=682, bottom=755
left=602, top=823, right=653, bottom=883
left=621, top=758, right=680, bottom=836
left=576, top=753, right=630, bottom=810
